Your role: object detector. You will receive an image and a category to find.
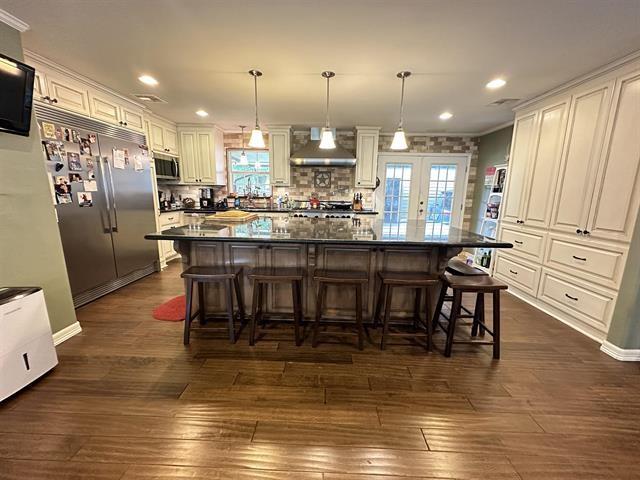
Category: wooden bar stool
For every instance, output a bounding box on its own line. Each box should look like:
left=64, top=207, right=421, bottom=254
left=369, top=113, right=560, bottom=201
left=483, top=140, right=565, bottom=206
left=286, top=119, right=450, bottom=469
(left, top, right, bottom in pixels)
left=312, top=269, right=368, bottom=350
left=248, top=267, right=305, bottom=346
left=434, top=272, right=507, bottom=358
left=181, top=266, right=245, bottom=345
left=373, top=271, right=439, bottom=351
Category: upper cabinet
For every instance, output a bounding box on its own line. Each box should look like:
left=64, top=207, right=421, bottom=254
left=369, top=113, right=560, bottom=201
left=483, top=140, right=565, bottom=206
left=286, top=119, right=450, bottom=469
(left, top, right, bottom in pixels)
left=586, top=71, right=640, bottom=242
left=355, top=127, right=380, bottom=188
left=150, top=118, right=179, bottom=156
left=501, top=112, right=537, bottom=225
left=550, top=81, right=614, bottom=235
left=521, top=100, right=569, bottom=228
left=178, top=126, right=225, bottom=185
left=27, top=55, right=146, bottom=135
left=269, top=126, right=291, bottom=187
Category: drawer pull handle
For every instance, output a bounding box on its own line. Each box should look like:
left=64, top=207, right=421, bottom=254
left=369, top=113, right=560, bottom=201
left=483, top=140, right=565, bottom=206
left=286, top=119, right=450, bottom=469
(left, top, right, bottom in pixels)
left=513, top=240, right=523, bottom=245
left=509, top=269, right=518, bottom=275
left=565, top=293, right=578, bottom=301
left=572, top=255, right=587, bottom=261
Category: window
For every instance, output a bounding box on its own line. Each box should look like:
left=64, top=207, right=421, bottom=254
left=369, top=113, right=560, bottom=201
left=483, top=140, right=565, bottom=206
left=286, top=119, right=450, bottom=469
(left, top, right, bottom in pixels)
left=227, top=149, right=271, bottom=196
left=425, top=164, right=457, bottom=234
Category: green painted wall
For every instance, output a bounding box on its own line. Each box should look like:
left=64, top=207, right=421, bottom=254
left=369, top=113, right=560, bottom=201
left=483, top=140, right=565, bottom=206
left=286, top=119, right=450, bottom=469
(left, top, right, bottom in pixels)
left=606, top=214, right=640, bottom=350
left=471, top=125, right=513, bottom=234
left=0, top=22, right=77, bottom=334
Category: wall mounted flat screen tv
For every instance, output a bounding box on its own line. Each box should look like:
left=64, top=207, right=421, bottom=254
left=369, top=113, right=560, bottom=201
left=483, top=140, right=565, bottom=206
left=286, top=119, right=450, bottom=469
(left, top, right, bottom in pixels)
left=0, top=53, right=35, bottom=137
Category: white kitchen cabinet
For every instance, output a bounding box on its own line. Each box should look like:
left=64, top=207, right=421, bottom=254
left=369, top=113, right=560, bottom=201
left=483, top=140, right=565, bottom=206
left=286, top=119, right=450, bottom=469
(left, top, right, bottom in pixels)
left=586, top=71, right=640, bottom=242
left=120, top=106, right=145, bottom=133
left=269, top=126, right=291, bottom=187
left=521, top=100, right=569, bottom=228
left=178, top=127, right=223, bottom=184
left=46, top=73, right=91, bottom=116
left=497, top=60, right=639, bottom=345
left=501, top=112, right=537, bottom=225
left=33, top=70, right=48, bottom=100
left=550, top=81, right=614, bottom=235
left=355, top=127, right=380, bottom=188
left=89, top=93, right=120, bottom=125
left=159, top=212, right=182, bottom=264
left=151, top=119, right=180, bottom=156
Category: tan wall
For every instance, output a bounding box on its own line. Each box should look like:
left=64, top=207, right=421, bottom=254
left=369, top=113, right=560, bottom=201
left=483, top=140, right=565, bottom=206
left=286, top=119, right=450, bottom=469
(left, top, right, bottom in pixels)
left=0, top=22, right=77, bottom=334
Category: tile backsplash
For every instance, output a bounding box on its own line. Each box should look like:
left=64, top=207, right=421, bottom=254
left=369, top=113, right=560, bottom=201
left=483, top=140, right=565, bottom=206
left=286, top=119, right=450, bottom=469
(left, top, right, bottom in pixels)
left=160, top=128, right=480, bottom=228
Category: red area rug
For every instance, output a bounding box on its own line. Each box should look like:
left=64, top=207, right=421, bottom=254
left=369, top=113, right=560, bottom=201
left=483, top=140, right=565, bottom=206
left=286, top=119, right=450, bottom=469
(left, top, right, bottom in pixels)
left=152, top=295, right=186, bottom=321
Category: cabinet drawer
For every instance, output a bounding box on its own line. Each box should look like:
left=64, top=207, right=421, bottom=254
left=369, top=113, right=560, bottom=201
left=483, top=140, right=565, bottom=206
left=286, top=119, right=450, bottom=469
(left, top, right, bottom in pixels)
left=539, top=269, right=615, bottom=330
left=544, top=236, right=626, bottom=288
left=159, top=213, right=181, bottom=228
left=500, top=227, right=545, bottom=260
left=494, top=253, right=540, bottom=295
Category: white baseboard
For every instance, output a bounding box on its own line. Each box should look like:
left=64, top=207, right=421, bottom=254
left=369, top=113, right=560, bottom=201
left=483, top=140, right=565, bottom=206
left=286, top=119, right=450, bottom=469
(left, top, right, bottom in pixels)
left=600, top=341, right=640, bottom=362
left=52, top=321, right=82, bottom=346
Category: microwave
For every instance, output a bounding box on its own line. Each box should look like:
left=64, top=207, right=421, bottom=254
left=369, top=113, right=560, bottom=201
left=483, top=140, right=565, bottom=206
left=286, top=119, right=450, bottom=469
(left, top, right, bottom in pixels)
left=154, top=152, right=180, bottom=180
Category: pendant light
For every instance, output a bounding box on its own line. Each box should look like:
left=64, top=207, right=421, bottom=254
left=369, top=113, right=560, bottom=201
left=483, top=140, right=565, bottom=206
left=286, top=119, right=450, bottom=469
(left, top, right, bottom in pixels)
left=239, top=125, right=248, bottom=165
left=319, top=71, right=336, bottom=149
left=390, top=71, right=411, bottom=150
left=248, top=69, right=265, bottom=148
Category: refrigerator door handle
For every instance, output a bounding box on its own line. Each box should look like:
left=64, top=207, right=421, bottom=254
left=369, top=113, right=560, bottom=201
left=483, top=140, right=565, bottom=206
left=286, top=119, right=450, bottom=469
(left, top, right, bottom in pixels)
left=105, top=156, right=119, bottom=233
left=97, top=156, right=112, bottom=234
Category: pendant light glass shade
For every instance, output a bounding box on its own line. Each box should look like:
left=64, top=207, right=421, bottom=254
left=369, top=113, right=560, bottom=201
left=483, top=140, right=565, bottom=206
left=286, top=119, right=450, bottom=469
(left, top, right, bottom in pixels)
left=390, top=128, right=408, bottom=150
left=319, top=71, right=336, bottom=150
left=390, top=71, right=411, bottom=150
left=319, top=127, right=336, bottom=149
left=249, top=127, right=265, bottom=148
left=248, top=69, right=265, bottom=148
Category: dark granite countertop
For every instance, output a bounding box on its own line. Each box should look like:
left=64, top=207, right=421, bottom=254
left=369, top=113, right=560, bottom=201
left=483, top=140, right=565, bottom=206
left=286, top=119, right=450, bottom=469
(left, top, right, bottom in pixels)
left=146, top=216, right=512, bottom=248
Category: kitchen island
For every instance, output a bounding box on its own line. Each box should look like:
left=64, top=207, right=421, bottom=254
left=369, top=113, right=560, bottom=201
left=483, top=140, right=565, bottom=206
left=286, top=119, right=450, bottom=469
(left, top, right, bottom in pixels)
left=146, top=216, right=512, bottom=321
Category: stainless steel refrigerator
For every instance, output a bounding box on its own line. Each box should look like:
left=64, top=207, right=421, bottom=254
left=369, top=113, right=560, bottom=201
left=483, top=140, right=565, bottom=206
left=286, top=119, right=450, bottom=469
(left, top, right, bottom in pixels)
left=36, top=105, right=159, bottom=307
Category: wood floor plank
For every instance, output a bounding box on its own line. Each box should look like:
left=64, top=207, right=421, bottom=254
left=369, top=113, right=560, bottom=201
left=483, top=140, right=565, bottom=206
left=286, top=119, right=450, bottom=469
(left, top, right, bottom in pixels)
left=0, top=459, right=127, bottom=480
left=326, top=388, right=475, bottom=412
left=379, top=410, right=543, bottom=432
left=0, top=433, right=87, bottom=461
left=179, top=384, right=325, bottom=404
left=27, top=378, right=188, bottom=399
left=0, top=410, right=256, bottom=441
left=508, top=455, right=640, bottom=480
left=72, top=437, right=520, bottom=479
left=253, top=421, right=427, bottom=450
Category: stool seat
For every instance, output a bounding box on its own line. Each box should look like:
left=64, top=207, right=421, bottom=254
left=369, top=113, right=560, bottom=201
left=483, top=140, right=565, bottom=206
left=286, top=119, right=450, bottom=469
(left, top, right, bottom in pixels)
left=249, top=267, right=305, bottom=281
left=378, top=271, right=439, bottom=286
left=313, top=269, right=368, bottom=283
left=446, top=258, right=487, bottom=276
left=182, top=266, right=243, bottom=279
left=443, top=272, right=507, bottom=291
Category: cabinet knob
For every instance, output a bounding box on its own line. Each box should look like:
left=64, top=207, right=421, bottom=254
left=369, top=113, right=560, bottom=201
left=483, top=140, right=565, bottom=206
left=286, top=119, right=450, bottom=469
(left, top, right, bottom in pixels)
left=51, top=98, right=58, bottom=104
left=583, top=230, right=590, bottom=236
left=576, top=229, right=582, bottom=234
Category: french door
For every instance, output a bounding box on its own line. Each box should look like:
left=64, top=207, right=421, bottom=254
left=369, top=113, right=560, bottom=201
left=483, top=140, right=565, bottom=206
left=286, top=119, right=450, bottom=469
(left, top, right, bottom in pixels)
left=375, top=154, right=468, bottom=234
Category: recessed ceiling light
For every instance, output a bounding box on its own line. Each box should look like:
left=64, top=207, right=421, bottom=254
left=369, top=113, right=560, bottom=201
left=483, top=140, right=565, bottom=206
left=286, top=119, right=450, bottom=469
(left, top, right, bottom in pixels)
left=138, top=75, right=158, bottom=86
left=486, top=78, right=506, bottom=89
left=195, top=109, right=209, bottom=117
left=439, top=111, right=453, bottom=120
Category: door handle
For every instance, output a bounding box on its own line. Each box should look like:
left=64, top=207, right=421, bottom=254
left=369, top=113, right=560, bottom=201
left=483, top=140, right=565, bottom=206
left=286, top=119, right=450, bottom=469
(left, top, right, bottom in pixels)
left=513, top=240, right=523, bottom=245
left=572, top=255, right=587, bottom=261
left=105, top=156, right=119, bottom=233
left=509, top=269, right=518, bottom=275
left=97, top=156, right=113, bottom=233
left=565, top=293, right=578, bottom=301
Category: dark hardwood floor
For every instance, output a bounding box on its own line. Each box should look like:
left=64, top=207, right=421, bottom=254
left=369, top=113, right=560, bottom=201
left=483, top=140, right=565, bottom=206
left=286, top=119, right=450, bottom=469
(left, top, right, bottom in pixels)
left=1, top=261, right=639, bottom=479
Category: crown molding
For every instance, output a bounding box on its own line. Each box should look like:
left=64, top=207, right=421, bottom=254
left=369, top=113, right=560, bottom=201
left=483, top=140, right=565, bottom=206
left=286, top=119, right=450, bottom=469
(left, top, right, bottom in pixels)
left=514, top=49, right=640, bottom=111
left=379, top=131, right=479, bottom=137
left=0, top=9, right=29, bottom=32
left=476, top=121, right=515, bottom=137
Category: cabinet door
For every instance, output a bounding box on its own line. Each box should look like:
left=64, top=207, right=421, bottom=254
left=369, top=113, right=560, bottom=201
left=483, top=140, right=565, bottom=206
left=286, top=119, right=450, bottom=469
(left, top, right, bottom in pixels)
left=47, top=75, right=90, bottom=115
left=197, top=131, right=216, bottom=183
left=179, top=131, right=200, bottom=183
left=550, top=82, right=613, bottom=235
left=151, top=123, right=165, bottom=151
left=89, top=93, right=121, bottom=125
left=120, top=106, right=145, bottom=133
left=226, top=243, right=265, bottom=314
left=164, top=127, right=179, bottom=155
left=521, top=100, right=569, bottom=228
left=587, top=71, right=640, bottom=242
left=269, top=127, right=291, bottom=186
left=501, top=112, right=537, bottom=224
left=355, top=128, right=379, bottom=188
left=33, top=70, right=48, bottom=101
left=264, top=244, right=308, bottom=314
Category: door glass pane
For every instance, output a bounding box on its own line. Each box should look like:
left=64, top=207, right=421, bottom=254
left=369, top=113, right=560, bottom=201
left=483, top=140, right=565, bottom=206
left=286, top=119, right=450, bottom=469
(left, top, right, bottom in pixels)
left=383, top=164, right=412, bottom=224
left=424, top=164, right=457, bottom=235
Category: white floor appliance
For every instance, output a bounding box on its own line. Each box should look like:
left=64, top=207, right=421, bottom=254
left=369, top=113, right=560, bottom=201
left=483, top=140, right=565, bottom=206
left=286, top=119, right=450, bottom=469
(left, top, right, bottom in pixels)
left=0, top=287, right=58, bottom=402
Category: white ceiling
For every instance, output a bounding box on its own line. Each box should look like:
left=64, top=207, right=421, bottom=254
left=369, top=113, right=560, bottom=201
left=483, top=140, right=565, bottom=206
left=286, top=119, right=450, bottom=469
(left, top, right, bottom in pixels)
left=3, top=0, right=640, bottom=133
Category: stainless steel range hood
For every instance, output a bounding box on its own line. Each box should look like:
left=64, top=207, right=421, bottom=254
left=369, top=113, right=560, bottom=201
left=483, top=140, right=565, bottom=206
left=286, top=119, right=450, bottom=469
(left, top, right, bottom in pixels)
left=290, top=127, right=356, bottom=167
